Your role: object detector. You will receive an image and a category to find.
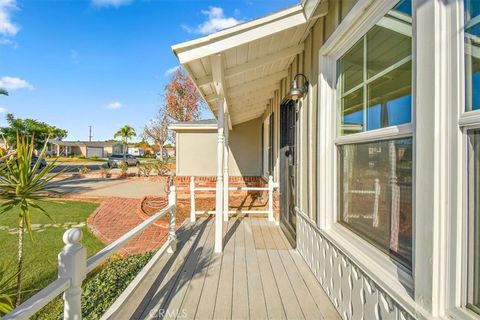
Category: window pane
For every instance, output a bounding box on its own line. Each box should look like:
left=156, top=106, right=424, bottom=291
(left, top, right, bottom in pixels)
left=338, top=0, right=412, bottom=135
left=468, top=130, right=480, bottom=314
left=367, top=22, right=411, bottom=79
left=341, top=89, right=364, bottom=135
left=367, top=61, right=412, bottom=130
left=339, top=138, right=413, bottom=269
left=465, top=0, right=480, bottom=111
left=339, top=39, right=363, bottom=93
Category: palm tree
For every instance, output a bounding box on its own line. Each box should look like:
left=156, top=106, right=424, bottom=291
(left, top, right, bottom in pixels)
left=114, top=125, right=136, bottom=158
left=0, top=88, right=8, bottom=96
left=0, top=134, right=60, bottom=306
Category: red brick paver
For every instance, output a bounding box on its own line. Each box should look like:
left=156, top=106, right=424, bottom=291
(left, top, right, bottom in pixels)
left=87, top=197, right=169, bottom=256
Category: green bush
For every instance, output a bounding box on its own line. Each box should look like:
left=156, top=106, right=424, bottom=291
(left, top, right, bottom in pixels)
left=36, top=252, right=154, bottom=319
left=118, top=161, right=128, bottom=175
left=137, top=162, right=154, bottom=177
left=77, top=155, right=86, bottom=159
left=90, top=154, right=99, bottom=160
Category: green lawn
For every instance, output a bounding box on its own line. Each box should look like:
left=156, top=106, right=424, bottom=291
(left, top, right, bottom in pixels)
left=0, top=200, right=104, bottom=300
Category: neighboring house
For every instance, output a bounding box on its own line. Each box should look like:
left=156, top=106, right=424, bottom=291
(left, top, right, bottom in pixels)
left=48, top=140, right=123, bottom=158
left=164, top=146, right=175, bottom=158
left=128, top=146, right=145, bottom=157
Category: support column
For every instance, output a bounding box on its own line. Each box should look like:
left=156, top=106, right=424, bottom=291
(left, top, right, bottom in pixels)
left=223, top=112, right=229, bottom=222
left=215, top=97, right=225, bottom=253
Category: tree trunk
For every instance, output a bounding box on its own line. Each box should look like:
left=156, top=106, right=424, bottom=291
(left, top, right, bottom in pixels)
left=123, top=139, right=127, bottom=159
left=158, top=144, right=164, bottom=161
left=15, top=220, right=24, bottom=306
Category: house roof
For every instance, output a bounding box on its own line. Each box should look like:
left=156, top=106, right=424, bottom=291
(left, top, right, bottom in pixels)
left=169, top=119, right=218, bottom=131
left=171, top=0, right=328, bottom=126
left=48, top=140, right=122, bottom=148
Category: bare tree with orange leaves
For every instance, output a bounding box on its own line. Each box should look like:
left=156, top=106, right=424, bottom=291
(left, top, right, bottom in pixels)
left=164, top=68, right=204, bottom=122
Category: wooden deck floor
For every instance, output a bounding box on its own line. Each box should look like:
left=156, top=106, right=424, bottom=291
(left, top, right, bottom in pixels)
left=111, top=217, right=340, bottom=320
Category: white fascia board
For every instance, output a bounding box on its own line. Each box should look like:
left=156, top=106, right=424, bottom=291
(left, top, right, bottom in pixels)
left=174, top=10, right=307, bottom=64
left=303, top=0, right=328, bottom=20
left=168, top=124, right=218, bottom=131
left=172, top=6, right=303, bottom=54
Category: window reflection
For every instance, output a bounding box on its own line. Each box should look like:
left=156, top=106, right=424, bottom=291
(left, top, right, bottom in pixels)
left=338, top=0, right=412, bottom=135
left=339, top=138, right=413, bottom=269
left=465, top=0, right=480, bottom=111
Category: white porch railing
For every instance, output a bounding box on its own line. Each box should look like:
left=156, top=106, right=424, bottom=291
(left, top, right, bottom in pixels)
left=4, top=186, right=177, bottom=320
left=189, top=176, right=276, bottom=223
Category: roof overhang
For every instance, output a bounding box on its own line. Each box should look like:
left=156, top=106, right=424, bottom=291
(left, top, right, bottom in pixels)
left=172, top=1, right=328, bottom=126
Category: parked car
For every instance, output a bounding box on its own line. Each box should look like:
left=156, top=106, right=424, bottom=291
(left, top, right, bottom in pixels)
left=31, top=156, right=47, bottom=169
left=107, top=154, right=139, bottom=168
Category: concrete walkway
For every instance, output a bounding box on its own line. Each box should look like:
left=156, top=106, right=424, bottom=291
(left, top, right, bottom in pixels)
left=52, top=177, right=166, bottom=199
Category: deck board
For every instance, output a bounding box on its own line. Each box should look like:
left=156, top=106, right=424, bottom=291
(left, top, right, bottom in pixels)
left=266, top=219, right=323, bottom=320
left=231, top=217, right=249, bottom=319
left=256, top=219, right=305, bottom=320
left=213, top=219, right=237, bottom=319
left=112, top=217, right=339, bottom=320
left=243, top=218, right=268, bottom=320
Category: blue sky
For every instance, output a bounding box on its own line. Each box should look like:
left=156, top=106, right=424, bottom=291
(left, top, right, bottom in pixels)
left=0, top=0, right=297, bottom=141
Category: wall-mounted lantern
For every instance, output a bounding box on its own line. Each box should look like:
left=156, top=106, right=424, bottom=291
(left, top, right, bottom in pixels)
left=287, top=73, right=309, bottom=101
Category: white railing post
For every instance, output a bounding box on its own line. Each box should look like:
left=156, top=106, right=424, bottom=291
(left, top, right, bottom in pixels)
left=167, top=185, right=177, bottom=254
left=190, top=176, right=196, bottom=222
left=58, top=228, right=86, bottom=320
left=215, top=97, right=225, bottom=253
left=223, top=115, right=229, bottom=222
left=268, top=175, right=274, bottom=222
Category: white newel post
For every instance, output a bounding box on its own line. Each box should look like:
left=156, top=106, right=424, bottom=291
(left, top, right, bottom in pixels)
left=190, top=176, right=196, bottom=222
left=59, top=228, right=86, bottom=320
left=223, top=112, right=229, bottom=222
left=268, top=175, right=274, bottom=222
left=215, top=97, right=225, bottom=253
left=167, top=185, right=177, bottom=253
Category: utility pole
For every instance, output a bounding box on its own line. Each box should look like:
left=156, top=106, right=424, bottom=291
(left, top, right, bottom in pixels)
left=88, top=126, right=93, bottom=142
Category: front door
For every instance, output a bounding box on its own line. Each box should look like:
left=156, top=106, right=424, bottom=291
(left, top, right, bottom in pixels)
left=280, top=100, right=297, bottom=246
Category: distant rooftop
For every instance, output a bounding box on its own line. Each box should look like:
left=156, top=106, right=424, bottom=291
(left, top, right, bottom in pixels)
left=48, top=140, right=122, bottom=147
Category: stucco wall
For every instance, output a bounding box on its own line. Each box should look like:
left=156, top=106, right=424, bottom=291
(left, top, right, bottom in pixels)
left=175, top=117, right=262, bottom=176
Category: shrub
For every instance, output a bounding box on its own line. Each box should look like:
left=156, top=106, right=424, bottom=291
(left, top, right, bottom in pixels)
left=77, top=155, right=86, bottom=159
left=153, top=161, right=169, bottom=176
left=35, top=252, right=154, bottom=319
left=79, top=167, right=91, bottom=175
left=100, top=167, right=110, bottom=178
left=118, top=161, right=128, bottom=175
left=0, top=264, right=16, bottom=317
left=90, top=154, right=99, bottom=160
left=137, top=163, right=154, bottom=177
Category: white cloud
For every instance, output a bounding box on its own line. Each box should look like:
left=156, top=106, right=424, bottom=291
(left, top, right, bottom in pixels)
left=0, top=0, right=19, bottom=36
left=164, top=65, right=180, bottom=76
left=182, top=7, right=242, bottom=35
left=0, top=76, right=33, bottom=91
left=106, top=101, right=122, bottom=110
left=92, top=0, right=132, bottom=8
left=0, top=107, right=7, bottom=113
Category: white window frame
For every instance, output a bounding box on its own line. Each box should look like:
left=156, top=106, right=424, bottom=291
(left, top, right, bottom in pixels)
left=317, top=0, right=416, bottom=309
left=449, top=0, right=480, bottom=318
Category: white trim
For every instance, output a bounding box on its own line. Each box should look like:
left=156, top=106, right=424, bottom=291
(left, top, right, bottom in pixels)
left=173, top=7, right=307, bottom=64
left=335, top=123, right=413, bottom=145
left=169, top=124, right=217, bottom=131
